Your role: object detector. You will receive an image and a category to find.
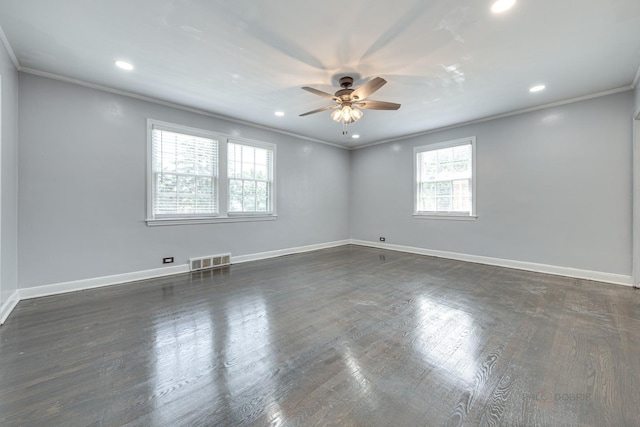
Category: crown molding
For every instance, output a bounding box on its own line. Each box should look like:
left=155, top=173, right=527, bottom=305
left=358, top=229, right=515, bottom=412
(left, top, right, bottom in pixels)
left=15, top=63, right=639, bottom=152
left=353, top=85, right=634, bottom=150
left=19, top=67, right=348, bottom=150
left=0, top=23, right=19, bottom=70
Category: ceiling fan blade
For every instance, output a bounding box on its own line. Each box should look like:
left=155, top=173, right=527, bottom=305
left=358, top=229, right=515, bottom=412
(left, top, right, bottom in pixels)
left=351, top=77, right=387, bottom=100
left=299, top=105, right=338, bottom=117
left=357, top=100, right=401, bottom=110
left=301, top=86, right=338, bottom=100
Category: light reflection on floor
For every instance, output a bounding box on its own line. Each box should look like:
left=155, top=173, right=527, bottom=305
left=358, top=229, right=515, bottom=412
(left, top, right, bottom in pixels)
left=222, top=294, right=284, bottom=424
left=152, top=309, right=216, bottom=424
left=342, top=345, right=373, bottom=400
left=413, top=295, right=479, bottom=385
left=151, top=294, right=287, bottom=424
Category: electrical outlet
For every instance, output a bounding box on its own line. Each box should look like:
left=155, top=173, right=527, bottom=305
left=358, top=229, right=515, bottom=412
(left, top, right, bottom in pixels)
left=379, top=237, right=386, bottom=242
left=163, top=257, right=174, bottom=264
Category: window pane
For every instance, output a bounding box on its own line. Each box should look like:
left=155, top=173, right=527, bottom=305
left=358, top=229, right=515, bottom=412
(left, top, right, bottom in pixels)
left=196, top=177, right=212, bottom=193
left=228, top=158, right=236, bottom=177
left=453, top=145, right=471, bottom=162
left=196, top=195, right=213, bottom=214
left=255, top=148, right=267, bottom=166
left=159, top=138, right=176, bottom=173
left=436, top=197, right=451, bottom=211
left=178, top=198, right=195, bottom=214
left=256, top=182, right=268, bottom=211
left=242, top=180, right=256, bottom=211
left=453, top=160, right=468, bottom=175
left=175, top=149, right=192, bottom=174
left=228, top=179, right=243, bottom=212
left=255, top=163, right=268, bottom=180
left=157, top=174, right=177, bottom=194
left=453, top=179, right=471, bottom=213
left=452, top=196, right=471, bottom=212
left=419, top=196, right=436, bottom=211
left=156, top=193, right=177, bottom=214
left=196, top=152, right=213, bottom=175
left=196, top=177, right=213, bottom=211
left=452, top=145, right=471, bottom=178
left=421, top=182, right=434, bottom=197
left=242, top=162, right=255, bottom=179
left=437, top=148, right=453, bottom=180
left=453, top=179, right=470, bottom=197
left=436, top=181, right=452, bottom=196
left=425, top=157, right=437, bottom=181
left=177, top=175, right=195, bottom=195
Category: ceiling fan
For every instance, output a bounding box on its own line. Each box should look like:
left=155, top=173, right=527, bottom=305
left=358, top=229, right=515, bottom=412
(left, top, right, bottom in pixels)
left=299, top=76, right=401, bottom=134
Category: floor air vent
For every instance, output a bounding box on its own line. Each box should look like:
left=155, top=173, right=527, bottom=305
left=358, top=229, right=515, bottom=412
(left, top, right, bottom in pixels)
left=190, top=253, right=231, bottom=271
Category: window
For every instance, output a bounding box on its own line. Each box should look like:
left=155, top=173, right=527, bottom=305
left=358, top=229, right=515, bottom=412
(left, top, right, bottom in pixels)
left=147, top=119, right=276, bottom=225
left=228, top=141, right=275, bottom=214
left=414, top=137, right=476, bottom=219
left=149, top=121, right=219, bottom=218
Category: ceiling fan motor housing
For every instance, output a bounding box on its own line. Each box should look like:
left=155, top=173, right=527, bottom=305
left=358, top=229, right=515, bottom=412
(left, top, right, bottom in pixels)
left=339, top=76, right=354, bottom=88
left=336, top=76, right=355, bottom=100
left=335, top=88, right=354, bottom=100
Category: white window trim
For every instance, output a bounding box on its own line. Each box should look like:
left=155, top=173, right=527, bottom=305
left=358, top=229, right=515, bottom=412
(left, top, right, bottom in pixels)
left=413, top=136, right=477, bottom=220
left=146, top=119, right=277, bottom=226
left=145, top=215, right=277, bottom=226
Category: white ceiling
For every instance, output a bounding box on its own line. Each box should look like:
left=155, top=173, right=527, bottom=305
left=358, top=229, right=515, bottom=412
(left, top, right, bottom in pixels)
left=1, top=0, right=639, bottom=148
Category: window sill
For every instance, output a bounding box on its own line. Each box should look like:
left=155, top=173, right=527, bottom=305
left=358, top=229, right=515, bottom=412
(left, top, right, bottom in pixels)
left=146, top=215, right=277, bottom=226
left=413, top=214, right=477, bottom=221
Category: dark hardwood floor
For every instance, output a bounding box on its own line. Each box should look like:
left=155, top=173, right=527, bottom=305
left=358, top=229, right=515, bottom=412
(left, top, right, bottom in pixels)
left=1, top=245, right=639, bottom=426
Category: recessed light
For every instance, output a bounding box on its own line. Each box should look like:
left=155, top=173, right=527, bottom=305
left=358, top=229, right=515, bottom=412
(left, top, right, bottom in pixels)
left=491, top=0, right=516, bottom=13
left=351, top=134, right=360, bottom=139
left=529, top=84, right=546, bottom=93
left=115, top=60, right=134, bottom=71
left=274, top=111, right=285, bottom=117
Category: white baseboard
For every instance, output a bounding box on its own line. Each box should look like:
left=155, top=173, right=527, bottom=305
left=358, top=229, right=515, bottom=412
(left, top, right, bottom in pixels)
left=232, top=239, right=352, bottom=264
left=5, top=238, right=632, bottom=325
left=15, top=239, right=351, bottom=302
left=0, top=290, right=20, bottom=325
left=350, top=239, right=633, bottom=287
left=19, top=264, right=190, bottom=300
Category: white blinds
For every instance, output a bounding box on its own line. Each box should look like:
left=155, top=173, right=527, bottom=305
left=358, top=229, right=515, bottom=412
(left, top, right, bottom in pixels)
left=417, top=142, right=472, bottom=214
left=227, top=142, right=274, bottom=213
left=151, top=127, right=218, bottom=217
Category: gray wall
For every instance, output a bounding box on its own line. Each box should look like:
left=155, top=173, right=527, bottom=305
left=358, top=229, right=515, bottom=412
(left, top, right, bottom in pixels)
left=18, top=74, right=350, bottom=288
left=635, top=84, right=640, bottom=119
left=634, top=119, right=639, bottom=285
left=0, top=40, right=18, bottom=308
left=351, top=91, right=634, bottom=276
left=14, top=73, right=637, bottom=290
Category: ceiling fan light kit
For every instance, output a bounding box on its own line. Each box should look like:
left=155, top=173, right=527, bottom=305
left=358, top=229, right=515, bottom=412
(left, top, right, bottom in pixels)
left=331, top=105, right=362, bottom=123
left=300, top=76, right=401, bottom=135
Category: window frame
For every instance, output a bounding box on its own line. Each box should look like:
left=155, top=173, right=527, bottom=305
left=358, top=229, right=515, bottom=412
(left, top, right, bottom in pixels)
left=413, top=136, right=477, bottom=221
left=227, top=138, right=276, bottom=216
left=146, top=119, right=277, bottom=226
